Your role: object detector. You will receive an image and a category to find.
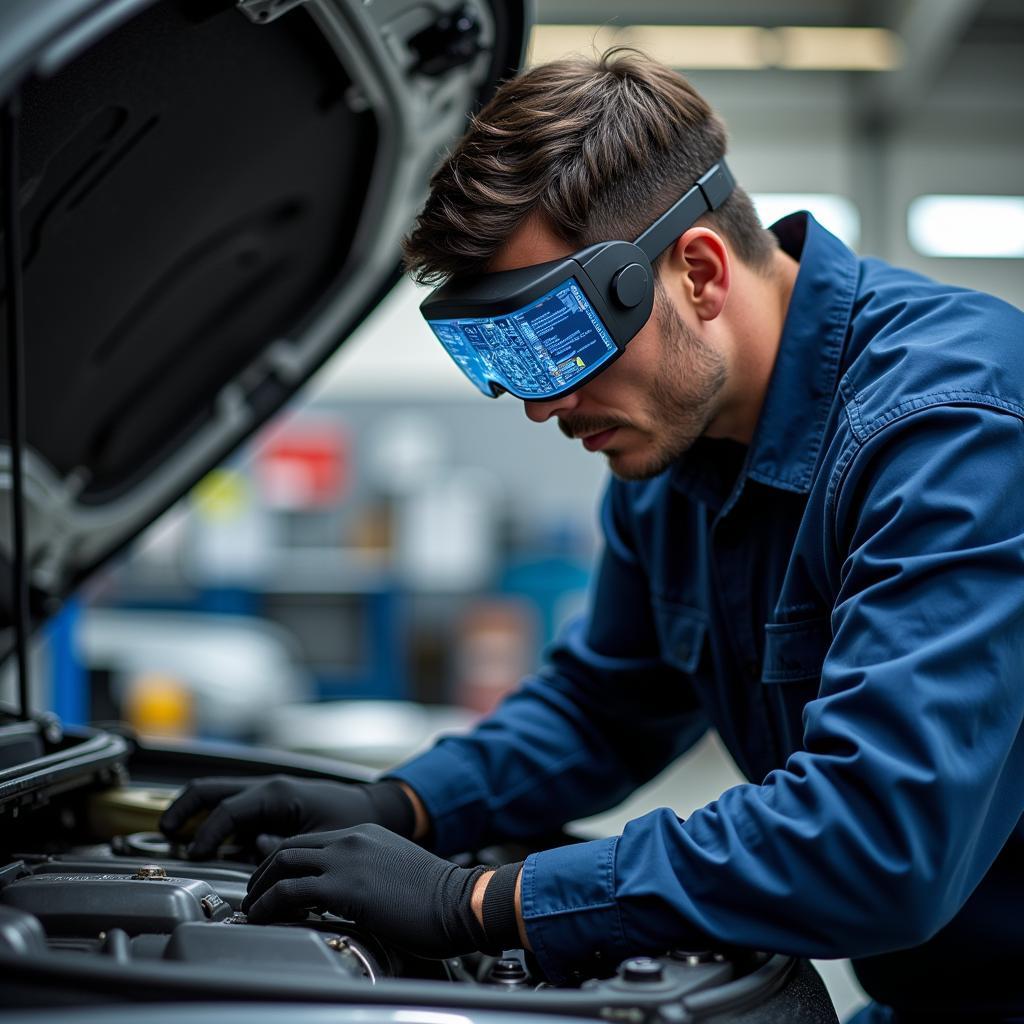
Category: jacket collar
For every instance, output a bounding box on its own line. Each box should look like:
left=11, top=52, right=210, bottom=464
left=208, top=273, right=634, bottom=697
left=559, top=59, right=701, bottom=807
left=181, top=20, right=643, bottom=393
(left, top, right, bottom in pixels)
left=670, top=212, right=857, bottom=510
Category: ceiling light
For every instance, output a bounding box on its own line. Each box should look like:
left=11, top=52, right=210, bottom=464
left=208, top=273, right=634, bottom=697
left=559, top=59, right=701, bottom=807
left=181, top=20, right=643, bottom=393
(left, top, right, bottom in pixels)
left=615, top=26, right=767, bottom=70
left=527, top=25, right=904, bottom=72
left=908, top=196, right=1024, bottom=258
left=752, top=194, right=861, bottom=249
left=526, top=24, right=619, bottom=66
left=775, top=27, right=903, bottom=71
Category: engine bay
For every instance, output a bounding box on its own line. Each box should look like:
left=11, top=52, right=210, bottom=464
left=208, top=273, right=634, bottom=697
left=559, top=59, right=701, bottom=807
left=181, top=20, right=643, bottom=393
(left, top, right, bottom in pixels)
left=1, top=813, right=549, bottom=991
left=0, top=728, right=837, bottom=1022
left=2, top=829, right=390, bottom=984
left=2, top=818, right=758, bottom=993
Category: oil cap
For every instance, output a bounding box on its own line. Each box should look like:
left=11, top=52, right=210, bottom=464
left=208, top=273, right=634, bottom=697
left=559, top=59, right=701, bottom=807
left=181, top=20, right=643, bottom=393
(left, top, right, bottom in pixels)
left=619, top=956, right=665, bottom=983
left=131, top=865, right=167, bottom=880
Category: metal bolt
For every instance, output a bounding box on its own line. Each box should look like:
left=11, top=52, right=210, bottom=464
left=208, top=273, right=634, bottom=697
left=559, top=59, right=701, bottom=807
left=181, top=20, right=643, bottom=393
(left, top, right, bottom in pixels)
left=672, top=949, right=714, bottom=966
left=41, top=714, right=63, bottom=745
left=200, top=894, right=225, bottom=917
left=488, top=957, right=529, bottom=987
left=131, top=865, right=167, bottom=880
left=619, top=956, right=665, bottom=983
left=345, top=86, right=370, bottom=113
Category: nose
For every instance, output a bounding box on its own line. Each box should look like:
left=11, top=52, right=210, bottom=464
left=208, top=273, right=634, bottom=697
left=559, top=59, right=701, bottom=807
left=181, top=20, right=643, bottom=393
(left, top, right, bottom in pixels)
left=523, top=390, right=580, bottom=423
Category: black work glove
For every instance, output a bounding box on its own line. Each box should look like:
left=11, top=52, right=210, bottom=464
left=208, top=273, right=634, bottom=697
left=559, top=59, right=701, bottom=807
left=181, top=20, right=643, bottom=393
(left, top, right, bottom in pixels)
left=240, top=823, right=523, bottom=959
left=159, top=775, right=416, bottom=861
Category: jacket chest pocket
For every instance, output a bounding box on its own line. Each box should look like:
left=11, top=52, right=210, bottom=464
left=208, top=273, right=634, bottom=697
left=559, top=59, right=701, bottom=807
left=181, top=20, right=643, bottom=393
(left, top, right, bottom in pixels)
left=761, top=616, right=831, bottom=757
left=652, top=599, right=707, bottom=674
left=762, top=617, right=831, bottom=684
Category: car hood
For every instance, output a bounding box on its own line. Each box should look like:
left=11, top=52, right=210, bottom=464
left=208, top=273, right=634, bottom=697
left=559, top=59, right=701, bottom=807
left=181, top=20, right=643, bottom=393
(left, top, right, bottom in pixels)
left=0, top=0, right=528, bottom=645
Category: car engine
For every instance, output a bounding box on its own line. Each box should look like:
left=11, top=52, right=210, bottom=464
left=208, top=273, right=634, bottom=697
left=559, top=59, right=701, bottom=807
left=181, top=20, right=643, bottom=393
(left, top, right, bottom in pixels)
left=1, top=829, right=389, bottom=983
left=0, top=731, right=839, bottom=1022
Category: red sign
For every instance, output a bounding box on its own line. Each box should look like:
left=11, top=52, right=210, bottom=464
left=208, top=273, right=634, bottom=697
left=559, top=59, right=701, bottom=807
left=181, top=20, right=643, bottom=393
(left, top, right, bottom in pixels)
left=257, top=423, right=350, bottom=509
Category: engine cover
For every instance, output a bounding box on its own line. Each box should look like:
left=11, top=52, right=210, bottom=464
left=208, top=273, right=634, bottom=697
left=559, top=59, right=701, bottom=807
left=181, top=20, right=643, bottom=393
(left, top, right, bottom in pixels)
left=0, top=871, right=232, bottom=935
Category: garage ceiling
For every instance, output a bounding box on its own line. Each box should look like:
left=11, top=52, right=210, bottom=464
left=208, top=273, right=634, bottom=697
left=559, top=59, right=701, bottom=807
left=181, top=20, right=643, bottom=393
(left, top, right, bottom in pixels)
left=532, top=0, right=1024, bottom=127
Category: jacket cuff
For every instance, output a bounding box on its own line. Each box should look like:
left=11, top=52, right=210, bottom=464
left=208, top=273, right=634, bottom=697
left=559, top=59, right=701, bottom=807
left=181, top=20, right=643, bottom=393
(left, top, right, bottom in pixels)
left=520, top=837, right=629, bottom=984
left=385, top=742, right=491, bottom=856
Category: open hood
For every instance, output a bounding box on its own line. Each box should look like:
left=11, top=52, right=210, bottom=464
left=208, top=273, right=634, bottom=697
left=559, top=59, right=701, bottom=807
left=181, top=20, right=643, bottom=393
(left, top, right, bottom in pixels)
left=0, top=0, right=528, bottom=647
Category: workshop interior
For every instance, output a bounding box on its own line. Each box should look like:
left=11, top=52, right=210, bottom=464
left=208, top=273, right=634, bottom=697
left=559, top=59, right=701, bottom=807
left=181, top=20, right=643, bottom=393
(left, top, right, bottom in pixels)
left=0, top=1, right=1021, bottom=1021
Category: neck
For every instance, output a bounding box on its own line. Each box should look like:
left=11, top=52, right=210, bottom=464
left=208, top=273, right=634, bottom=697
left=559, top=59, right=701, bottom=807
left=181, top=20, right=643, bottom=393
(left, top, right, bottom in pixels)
left=705, top=245, right=800, bottom=445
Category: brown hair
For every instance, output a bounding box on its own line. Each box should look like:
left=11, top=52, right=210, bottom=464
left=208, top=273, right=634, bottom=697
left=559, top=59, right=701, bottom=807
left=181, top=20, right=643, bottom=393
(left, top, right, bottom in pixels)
left=403, top=48, right=776, bottom=285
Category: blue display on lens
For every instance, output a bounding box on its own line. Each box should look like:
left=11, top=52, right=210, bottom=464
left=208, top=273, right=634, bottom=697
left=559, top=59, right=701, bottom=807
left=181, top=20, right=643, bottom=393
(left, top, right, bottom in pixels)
left=426, top=279, right=618, bottom=397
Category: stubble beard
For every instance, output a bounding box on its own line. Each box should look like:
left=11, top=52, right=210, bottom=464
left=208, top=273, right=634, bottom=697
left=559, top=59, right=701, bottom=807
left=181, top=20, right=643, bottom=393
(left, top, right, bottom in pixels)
left=580, top=291, right=727, bottom=482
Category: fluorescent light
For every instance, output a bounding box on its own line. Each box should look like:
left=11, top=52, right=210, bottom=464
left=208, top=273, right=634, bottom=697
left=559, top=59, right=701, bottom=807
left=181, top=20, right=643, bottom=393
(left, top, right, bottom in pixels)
left=616, top=26, right=768, bottom=70
left=527, top=25, right=903, bottom=72
left=526, top=24, right=618, bottom=65
left=908, top=196, right=1024, bottom=258
left=753, top=194, right=861, bottom=249
left=775, top=27, right=902, bottom=71
left=393, top=1014, right=475, bottom=1024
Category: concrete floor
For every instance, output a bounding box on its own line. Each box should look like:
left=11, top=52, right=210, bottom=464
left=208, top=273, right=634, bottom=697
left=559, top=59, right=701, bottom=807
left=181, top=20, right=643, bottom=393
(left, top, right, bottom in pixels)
left=570, top=732, right=870, bottom=1022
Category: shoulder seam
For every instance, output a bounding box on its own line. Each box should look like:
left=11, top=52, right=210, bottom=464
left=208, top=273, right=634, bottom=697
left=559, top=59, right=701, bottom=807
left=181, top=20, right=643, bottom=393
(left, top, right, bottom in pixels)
left=838, top=374, right=865, bottom=442
left=826, top=396, right=1024, bottom=556
left=842, top=387, right=1024, bottom=444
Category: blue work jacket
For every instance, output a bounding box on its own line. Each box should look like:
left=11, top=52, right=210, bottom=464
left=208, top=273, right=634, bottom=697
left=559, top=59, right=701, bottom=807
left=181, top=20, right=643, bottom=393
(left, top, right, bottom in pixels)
left=391, top=213, right=1024, bottom=1018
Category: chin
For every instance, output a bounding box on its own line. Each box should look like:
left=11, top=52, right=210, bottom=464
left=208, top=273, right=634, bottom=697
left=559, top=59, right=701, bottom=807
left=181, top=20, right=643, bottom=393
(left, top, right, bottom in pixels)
left=606, top=450, right=669, bottom=482
left=606, top=436, right=697, bottom=482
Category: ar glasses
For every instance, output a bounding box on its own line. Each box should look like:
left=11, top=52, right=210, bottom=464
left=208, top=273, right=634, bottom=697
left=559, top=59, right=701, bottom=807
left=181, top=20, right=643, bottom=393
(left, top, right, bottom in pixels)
left=419, top=161, right=735, bottom=401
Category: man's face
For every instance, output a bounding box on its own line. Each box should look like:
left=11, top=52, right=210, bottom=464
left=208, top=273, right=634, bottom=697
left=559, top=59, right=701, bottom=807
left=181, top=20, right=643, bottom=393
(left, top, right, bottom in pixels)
left=490, top=218, right=728, bottom=481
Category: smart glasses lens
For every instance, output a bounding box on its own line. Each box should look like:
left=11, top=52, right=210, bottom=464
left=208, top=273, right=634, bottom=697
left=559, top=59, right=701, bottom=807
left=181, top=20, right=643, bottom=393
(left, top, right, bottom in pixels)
left=425, top=278, right=618, bottom=400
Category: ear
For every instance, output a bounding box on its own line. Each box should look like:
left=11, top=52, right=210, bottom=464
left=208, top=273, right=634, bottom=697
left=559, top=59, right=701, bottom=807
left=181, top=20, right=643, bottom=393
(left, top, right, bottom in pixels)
left=670, top=227, right=730, bottom=322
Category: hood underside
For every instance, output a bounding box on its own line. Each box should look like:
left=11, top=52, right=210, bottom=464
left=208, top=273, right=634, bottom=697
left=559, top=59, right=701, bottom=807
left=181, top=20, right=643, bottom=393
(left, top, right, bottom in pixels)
left=0, top=0, right=527, bottom=645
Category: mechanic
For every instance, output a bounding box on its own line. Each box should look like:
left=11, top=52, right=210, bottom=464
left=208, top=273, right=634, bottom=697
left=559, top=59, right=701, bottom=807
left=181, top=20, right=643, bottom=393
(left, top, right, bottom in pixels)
left=161, top=50, right=1024, bottom=1023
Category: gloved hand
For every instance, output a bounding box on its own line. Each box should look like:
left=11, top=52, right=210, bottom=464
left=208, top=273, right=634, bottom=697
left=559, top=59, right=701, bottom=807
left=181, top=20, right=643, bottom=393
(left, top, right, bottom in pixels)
left=159, top=775, right=416, bottom=861
left=241, top=823, right=523, bottom=959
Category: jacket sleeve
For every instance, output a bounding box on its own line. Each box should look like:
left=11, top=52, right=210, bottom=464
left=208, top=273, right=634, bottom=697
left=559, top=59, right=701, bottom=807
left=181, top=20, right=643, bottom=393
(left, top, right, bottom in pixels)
left=387, top=479, right=709, bottom=857
left=519, top=404, right=1024, bottom=982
